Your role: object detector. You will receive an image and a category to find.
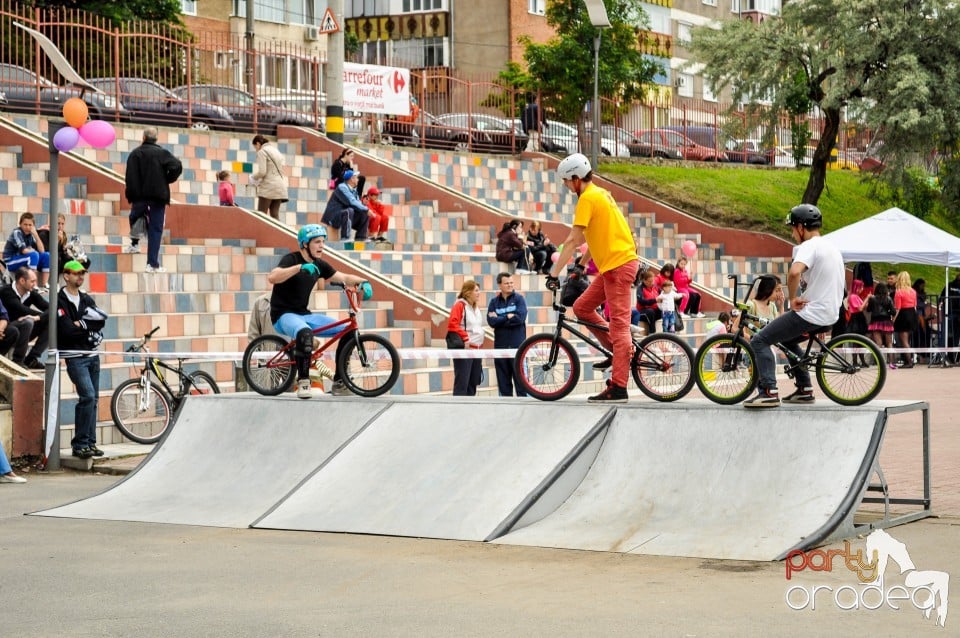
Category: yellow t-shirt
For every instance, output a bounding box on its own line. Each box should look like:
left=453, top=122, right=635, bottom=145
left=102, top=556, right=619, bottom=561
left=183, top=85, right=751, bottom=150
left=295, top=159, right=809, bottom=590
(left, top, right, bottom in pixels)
left=573, top=182, right=637, bottom=273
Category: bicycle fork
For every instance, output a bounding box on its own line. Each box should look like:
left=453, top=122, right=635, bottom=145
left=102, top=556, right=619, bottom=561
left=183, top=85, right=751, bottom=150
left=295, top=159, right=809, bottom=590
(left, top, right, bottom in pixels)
left=139, top=374, right=152, bottom=412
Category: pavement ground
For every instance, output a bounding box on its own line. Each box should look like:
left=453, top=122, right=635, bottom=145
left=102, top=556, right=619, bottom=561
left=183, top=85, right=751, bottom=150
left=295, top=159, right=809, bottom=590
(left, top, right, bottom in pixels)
left=0, top=365, right=957, bottom=637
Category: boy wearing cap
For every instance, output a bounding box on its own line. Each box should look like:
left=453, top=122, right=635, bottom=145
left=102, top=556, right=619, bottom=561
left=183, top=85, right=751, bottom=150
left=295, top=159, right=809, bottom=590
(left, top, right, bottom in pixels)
left=321, top=170, right=369, bottom=241
left=364, top=186, right=390, bottom=242
left=57, top=260, right=109, bottom=459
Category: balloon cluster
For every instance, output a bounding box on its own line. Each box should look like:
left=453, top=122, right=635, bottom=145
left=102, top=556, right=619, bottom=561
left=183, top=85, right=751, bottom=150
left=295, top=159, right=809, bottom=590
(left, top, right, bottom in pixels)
left=682, top=240, right=697, bottom=258
left=52, top=97, right=116, bottom=152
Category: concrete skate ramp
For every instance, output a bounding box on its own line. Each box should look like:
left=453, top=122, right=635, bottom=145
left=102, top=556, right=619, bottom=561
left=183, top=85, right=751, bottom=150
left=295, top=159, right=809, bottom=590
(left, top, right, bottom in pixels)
left=494, top=401, right=887, bottom=561
left=33, top=395, right=384, bottom=527
left=253, top=401, right=611, bottom=541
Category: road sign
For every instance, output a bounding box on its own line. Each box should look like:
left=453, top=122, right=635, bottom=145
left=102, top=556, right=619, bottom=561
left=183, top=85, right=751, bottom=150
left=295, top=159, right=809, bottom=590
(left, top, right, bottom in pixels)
left=319, top=8, right=340, bottom=34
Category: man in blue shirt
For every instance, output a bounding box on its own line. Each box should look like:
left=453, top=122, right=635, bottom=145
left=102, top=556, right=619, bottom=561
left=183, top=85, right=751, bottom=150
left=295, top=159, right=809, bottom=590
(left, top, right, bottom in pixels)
left=487, top=272, right=528, bottom=396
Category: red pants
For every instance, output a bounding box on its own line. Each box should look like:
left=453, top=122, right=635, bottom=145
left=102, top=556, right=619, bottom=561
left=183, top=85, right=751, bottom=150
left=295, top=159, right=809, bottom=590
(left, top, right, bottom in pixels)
left=368, top=211, right=390, bottom=236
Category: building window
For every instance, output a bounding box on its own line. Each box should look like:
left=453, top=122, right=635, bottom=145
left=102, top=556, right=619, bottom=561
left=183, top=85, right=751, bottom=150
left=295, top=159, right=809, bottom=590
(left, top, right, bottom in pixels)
left=181, top=0, right=197, bottom=15
left=702, top=0, right=718, bottom=6
left=233, top=0, right=286, bottom=23
left=703, top=81, right=718, bottom=102
left=529, top=0, right=546, bottom=15
left=392, top=37, right=447, bottom=68
left=677, top=22, right=692, bottom=46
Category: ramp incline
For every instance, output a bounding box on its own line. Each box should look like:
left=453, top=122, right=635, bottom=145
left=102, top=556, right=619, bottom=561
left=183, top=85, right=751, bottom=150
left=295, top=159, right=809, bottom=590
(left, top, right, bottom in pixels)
left=33, top=396, right=926, bottom=561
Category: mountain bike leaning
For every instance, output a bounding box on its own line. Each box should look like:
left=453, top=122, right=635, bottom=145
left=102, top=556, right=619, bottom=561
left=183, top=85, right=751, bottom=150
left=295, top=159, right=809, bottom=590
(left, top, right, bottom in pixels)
left=513, top=275, right=695, bottom=401
left=242, top=282, right=401, bottom=397
left=694, top=274, right=886, bottom=406
left=110, top=326, right=221, bottom=444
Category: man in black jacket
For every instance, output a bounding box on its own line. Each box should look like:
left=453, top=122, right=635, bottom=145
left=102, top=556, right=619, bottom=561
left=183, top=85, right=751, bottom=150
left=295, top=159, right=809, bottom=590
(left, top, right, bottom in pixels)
left=0, top=266, right=47, bottom=369
left=521, top=93, right=547, bottom=152
left=57, top=260, right=108, bottom=459
left=124, top=127, right=182, bottom=272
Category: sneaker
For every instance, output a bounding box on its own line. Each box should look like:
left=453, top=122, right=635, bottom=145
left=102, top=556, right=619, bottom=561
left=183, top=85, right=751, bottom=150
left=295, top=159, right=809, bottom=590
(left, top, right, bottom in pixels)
left=680, top=313, right=691, bottom=319
left=330, top=380, right=352, bottom=396
left=515, top=269, right=532, bottom=275
left=744, top=387, right=780, bottom=408
left=24, top=358, right=44, bottom=370
left=587, top=381, right=628, bottom=403
left=123, top=243, right=140, bottom=254
left=0, top=473, right=26, bottom=484
left=782, top=387, right=815, bottom=405
left=593, top=356, right=613, bottom=371
left=694, top=312, right=706, bottom=318
left=296, top=379, right=313, bottom=399
left=88, top=445, right=105, bottom=457
left=313, top=359, right=335, bottom=380
left=145, top=265, right=167, bottom=273
left=72, top=447, right=93, bottom=459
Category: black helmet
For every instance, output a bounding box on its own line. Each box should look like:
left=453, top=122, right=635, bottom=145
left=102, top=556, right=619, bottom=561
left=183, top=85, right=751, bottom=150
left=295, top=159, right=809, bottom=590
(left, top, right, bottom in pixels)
left=785, top=204, right=822, bottom=229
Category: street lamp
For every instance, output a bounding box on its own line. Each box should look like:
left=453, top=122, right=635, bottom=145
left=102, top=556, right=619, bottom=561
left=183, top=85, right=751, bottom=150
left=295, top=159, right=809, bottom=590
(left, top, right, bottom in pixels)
left=584, top=0, right=610, bottom=171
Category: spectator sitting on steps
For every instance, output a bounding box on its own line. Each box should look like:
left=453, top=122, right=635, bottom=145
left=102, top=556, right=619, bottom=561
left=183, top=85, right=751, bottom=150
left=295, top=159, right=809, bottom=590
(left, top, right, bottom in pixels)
left=321, top=170, right=369, bottom=241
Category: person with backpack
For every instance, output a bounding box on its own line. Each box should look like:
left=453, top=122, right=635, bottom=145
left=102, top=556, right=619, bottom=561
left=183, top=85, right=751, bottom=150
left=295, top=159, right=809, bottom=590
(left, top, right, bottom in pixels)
left=521, top=93, right=547, bottom=152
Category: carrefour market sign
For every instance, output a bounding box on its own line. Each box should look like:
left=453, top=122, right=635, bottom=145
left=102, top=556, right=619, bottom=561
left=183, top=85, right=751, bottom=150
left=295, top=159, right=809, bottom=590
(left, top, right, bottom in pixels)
left=343, top=62, right=410, bottom=116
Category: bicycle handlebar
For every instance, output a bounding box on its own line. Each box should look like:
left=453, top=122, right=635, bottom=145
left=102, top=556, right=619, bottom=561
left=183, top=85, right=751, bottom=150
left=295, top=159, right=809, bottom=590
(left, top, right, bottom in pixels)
left=126, top=326, right=161, bottom=353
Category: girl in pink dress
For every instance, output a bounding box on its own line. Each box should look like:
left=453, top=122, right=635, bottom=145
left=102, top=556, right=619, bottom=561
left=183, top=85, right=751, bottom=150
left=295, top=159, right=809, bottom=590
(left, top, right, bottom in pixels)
left=893, top=271, right=918, bottom=368
left=673, top=256, right=703, bottom=317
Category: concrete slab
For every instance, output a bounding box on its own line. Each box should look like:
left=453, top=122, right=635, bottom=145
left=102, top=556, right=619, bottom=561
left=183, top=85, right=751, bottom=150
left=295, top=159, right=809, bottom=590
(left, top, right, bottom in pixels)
left=254, top=401, right=611, bottom=541
left=33, top=395, right=384, bottom=527
left=494, top=400, right=911, bottom=560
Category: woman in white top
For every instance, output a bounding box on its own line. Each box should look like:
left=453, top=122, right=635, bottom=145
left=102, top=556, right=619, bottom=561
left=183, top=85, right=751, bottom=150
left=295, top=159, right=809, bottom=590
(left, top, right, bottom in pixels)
left=447, top=280, right=485, bottom=395
left=746, top=275, right=781, bottom=323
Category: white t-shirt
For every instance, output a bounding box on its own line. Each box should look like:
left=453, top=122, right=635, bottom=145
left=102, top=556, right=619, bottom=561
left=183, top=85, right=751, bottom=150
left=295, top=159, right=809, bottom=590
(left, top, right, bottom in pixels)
left=657, top=291, right=683, bottom=313
left=792, top=235, right=845, bottom=327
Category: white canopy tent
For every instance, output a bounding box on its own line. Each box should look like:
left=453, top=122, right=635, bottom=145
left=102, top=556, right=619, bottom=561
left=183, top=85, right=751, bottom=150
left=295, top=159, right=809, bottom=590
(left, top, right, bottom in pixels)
left=819, top=207, right=960, bottom=351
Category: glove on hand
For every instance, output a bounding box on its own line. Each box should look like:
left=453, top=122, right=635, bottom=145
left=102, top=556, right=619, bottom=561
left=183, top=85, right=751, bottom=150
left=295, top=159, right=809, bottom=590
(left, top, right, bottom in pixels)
left=545, top=275, right=560, bottom=291
left=301, top=263, right=320, bottom=277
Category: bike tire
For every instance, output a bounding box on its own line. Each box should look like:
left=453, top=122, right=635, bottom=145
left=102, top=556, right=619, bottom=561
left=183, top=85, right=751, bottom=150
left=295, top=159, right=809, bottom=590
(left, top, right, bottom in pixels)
left=185, top=371, right=220, bottom=397
left=817, top=334, right=887, bottom=406
left=242, top=335, right=296, bottom=396
left=336, top=333, right=401, bottom=397
left=513, top=334, right=580, bottom=401
left=694, top=334, right=758, bottom=405
left=632, top=333, right=695, bottom=402
left=110, top=378, right=173, bottom=444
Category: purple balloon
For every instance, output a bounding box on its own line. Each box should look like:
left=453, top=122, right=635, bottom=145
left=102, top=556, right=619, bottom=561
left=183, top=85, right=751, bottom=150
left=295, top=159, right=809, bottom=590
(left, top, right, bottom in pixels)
left=53, top=126, right=80, bottom=152
left=78, top=120, right=116, bottom=149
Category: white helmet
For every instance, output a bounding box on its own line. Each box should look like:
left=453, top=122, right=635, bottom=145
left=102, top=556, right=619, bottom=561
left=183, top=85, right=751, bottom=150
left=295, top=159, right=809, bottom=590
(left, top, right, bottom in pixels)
left=557, top=153, right=592, bottom=180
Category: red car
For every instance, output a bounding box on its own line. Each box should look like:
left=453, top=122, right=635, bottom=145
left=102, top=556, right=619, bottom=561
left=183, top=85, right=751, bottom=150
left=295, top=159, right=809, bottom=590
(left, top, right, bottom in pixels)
left=632, top=129, right=726, bottom=162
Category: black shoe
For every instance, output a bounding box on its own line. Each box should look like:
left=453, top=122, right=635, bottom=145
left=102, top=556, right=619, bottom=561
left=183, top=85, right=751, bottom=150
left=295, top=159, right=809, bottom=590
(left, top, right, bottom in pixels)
left=25, top=358, right=44, bottom=370
left=588, top=381, right=628, bottom=403
left=89, top=446, right=105, bottom=457
left=593, top=356, right=613, bottom=371
left=72, top=447, right=93, bottom=459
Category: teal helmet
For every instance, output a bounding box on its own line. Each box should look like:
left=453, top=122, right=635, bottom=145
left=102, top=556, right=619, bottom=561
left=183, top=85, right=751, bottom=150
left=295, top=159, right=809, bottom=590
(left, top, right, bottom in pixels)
left=360, top=282, right=373, bottom=301
left=298, top=224, right=327, bottom=248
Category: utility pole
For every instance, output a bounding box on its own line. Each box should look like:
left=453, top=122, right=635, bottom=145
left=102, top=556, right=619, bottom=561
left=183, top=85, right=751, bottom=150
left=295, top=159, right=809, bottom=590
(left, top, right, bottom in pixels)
left=325, top=0, right=345, bottom=143
left=245, top=0, right=256, bottom=94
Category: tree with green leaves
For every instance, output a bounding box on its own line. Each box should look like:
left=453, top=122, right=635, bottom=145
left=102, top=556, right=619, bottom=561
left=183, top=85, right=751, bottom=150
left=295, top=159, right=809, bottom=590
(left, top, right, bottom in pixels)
left=520, top=0, right=660, bottom=138
left=689, top=0, right=960, bottom=207
left=24, top=0, right=182, bottom=23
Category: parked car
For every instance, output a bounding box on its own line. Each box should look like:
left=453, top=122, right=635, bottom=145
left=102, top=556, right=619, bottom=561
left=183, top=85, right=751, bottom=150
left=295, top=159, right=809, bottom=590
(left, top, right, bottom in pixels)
left=0, top=63, right=127, bottom=121
left=585, top=125, right=645, bottom=158
left=433, top=113, right=527, bottom=154
left=87, top=77, right=234, bottom=131
left=661, top=125, right=728, bottom=162
left=724, top=139, right=774, bottom=165
left=171, top=84, right=315, bottom=134
left=593, top=125, right=681, bottom=159
left=632, top=129, right=726, bottom=162
left=381, top=110, right=452, bottom=149
left=545, top=120, right=630, bottom=158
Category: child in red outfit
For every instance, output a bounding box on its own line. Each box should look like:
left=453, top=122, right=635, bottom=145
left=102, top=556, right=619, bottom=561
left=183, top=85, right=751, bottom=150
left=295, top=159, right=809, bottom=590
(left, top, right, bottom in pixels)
left=364, top=186, right=390, bottom=241
left=217, top=170, right=236, bottom=206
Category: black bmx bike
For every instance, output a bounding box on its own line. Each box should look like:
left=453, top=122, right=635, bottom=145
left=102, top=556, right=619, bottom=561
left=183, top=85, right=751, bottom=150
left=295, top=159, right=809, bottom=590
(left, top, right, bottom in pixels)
left=110, top=326, right=221, bottom=444
left=513, top=281, right=695, bottom=401
left=694, top=275, right=886, bottom=406
left=242, top=283, right=401, bottom=397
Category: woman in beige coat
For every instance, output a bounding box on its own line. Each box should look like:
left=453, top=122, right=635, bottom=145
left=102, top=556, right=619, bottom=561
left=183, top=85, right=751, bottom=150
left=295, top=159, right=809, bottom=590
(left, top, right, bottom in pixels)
left=251, top=134, right=289, bottom=219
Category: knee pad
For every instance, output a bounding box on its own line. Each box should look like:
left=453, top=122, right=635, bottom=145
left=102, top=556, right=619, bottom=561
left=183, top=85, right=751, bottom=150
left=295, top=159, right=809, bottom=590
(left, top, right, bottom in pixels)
left=295, top=327, right=314, bottom=358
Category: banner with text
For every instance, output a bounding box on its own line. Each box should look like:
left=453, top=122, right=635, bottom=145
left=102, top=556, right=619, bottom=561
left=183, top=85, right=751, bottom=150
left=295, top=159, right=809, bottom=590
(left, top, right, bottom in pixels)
left=343, top=62, right=410, bottom=116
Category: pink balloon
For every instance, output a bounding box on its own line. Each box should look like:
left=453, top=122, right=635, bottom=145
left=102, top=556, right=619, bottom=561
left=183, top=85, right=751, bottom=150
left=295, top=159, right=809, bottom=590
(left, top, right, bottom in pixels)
left=682, top=240, right=697, bottom=258
left=78, top=120, right=116, bottom=149
left=53, top=126, right=80, bottom=152
left=550, top=252, right=560, bottom=263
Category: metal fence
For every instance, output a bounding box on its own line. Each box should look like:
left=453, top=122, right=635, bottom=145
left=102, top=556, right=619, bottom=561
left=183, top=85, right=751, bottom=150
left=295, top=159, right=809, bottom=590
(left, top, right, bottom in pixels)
left=0, top=0, right=872, bottom=160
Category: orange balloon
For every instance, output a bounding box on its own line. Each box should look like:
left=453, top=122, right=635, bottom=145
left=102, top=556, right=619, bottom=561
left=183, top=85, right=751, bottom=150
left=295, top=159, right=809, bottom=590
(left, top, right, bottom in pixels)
left=62, top=98, right=89, bottom=128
